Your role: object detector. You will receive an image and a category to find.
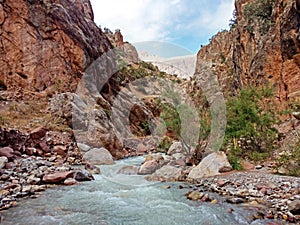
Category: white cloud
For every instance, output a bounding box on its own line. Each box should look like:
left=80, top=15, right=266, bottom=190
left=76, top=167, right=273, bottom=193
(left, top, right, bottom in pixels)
left=90, top=0, right=235, bottom=51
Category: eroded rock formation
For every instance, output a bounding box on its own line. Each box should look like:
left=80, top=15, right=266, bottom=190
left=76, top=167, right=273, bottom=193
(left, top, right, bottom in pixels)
left=0, top=0, right=112, bottom=94
left=195, top=0, right=300, bottom=106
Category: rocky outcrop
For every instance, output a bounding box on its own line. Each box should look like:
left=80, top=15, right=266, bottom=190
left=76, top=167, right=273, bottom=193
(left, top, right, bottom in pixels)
left=0, top=0, right=112, bottom=94
left=187, top=151, right=232, bottom=180
left=195, top=0, right=300, bottom=106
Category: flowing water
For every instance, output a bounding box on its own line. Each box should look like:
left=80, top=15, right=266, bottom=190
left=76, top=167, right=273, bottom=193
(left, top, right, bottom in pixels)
left=1, top=157, right=266, bottom=225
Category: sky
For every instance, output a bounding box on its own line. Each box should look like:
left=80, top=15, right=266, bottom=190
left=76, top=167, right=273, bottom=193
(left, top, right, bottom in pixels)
left=90, top=0, right=235, bottom=56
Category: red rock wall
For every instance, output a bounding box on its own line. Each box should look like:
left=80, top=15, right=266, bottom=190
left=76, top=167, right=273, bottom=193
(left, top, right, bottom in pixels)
left=195, top=0, right=300, bottom=105
left=0, top=0, right=112, bottom=94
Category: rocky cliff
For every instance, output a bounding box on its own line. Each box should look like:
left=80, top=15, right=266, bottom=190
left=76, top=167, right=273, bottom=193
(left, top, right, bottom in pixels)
left=0, top=0, right=112, bottom=95
left=195, top=0, right=300, bottom=105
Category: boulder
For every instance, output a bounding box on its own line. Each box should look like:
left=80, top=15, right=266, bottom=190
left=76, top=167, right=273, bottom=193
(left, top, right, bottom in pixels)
left=167, top=142, right=184, bottom=155
left=77, top=143, right=91, bottom=152
left=64, top=178, right=78, bottom=186
left=0, top=156, right=8, bottom=169
left=42, top=171, right=73, bottom=183
left=0, top=147, right=19, bottom=160
left=138, top=160, right=159, bottom=175
left=83, top=148, right=115, bottom=165
left=144, top=154, right=164, bottom=165
left=136, top=143, right=147, bottom=155
left=289, top=200, right=300, bottom=215
left=187, top=151, right=232, bottom=180
left=186, top=191, right=204, bottom=201
left=146, top=165, right=183, bottom=182
left=30, top=127, right=48, bottom=140
left=53, top=145, right=68, bottom=156
left=70, top=170, right=94, bottom=181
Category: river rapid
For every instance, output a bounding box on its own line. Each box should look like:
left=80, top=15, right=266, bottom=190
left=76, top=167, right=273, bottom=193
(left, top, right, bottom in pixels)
left=1, top=156, right=266, bottom=225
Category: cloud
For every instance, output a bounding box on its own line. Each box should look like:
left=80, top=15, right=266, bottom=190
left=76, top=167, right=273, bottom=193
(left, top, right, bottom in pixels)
left=90, top=0, right=235, bottom=52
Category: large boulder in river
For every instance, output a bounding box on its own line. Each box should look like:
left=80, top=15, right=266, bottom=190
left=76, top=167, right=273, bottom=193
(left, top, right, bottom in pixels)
left=187, top=151, right=232, bottom=180
left=83, top=147, right=115, bottom=165
left=138, top=160, right=159, bottom=175
left=146, top=165, right=183, bottom=182
left=138, top=154, right=165, bottom=175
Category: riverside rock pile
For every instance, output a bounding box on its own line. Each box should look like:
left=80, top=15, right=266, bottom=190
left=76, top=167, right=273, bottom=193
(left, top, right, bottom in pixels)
left=0, top=128, right=95, bottom=211
left=186, top=172, right=300, bottom=224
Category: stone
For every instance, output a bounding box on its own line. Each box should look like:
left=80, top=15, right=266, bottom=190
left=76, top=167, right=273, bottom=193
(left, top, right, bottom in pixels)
left=71, top=170, right=94, bottom=181
left=85, top=163, right=101, bottom=174
left=30, top=127, right=47, bottom=140
left=187, top=151, right=232, bottom=180
left=138, top=160, right=159, bottom=175
left=217, top=179, right=229, bottom=187
left=27, top=175, right=41, bottom=185
left=289, top=200, right=300, bottom=215
left=117, top=165, right=139, bottom=175
left=292, top=112, right=300, bottom=120
left=172, top=153, right=186, bottom=161
left=136, top=143, right=147, bottom=155
left=241, top=160, right=255, bottom=170
left=0, top=156, right=8, bottom=169
left=226, top=198, right=244, bottom=204
left=277, top=167, right=289, bottom=175
left=83, top=148, right=115, bottom=165
left=211, top=199, right=218, bottom=204
left=186, top=191, right=204, bottom=201
left=77, top=143, right=91, bottom=152
left=0, top=147, right=18, bottom=160
left=255, top=165, right=263, bottom=170
left=144, top=154, right=164, bottom=165
left=42, top=171, right=73, bottom=183
left=167, top=142, right=184, bottom=155
left=53, top=145, right=67, bottom=156
left=64, top=178, right=78, bottom=186
left=146, top=165, right=183, bottom=182
left=39, top=141, right=50, bottom=153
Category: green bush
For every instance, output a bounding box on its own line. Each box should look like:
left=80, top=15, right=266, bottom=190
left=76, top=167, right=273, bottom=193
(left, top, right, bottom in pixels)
left=243, top=0, right=275, bottom=35
left=224, top=86, right=278, bottom=166
left=159, top=102, right=181, bottom=139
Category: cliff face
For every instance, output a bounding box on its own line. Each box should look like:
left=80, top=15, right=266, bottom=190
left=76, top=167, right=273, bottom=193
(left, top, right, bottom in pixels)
left=0, top=0, right=112, bottom=94
left=195, top=0, right=300, bottom=104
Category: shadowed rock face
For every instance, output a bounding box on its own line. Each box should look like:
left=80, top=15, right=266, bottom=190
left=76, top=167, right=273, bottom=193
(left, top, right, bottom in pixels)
left=0, top=0, right=112, bottom=94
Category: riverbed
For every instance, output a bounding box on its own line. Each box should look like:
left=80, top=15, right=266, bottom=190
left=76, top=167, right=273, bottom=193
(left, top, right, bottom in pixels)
left=0, top=157, right=269, bottom=225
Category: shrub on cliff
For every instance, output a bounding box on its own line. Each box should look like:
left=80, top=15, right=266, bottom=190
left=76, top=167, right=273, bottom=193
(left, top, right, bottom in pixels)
left=224, top=86, right=278, bottom=168
left=243, top=0, right=275, bottom=34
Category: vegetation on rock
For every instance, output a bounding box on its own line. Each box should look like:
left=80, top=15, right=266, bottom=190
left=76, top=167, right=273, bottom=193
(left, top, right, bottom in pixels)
left=224, top=86, right=278, bottom=169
